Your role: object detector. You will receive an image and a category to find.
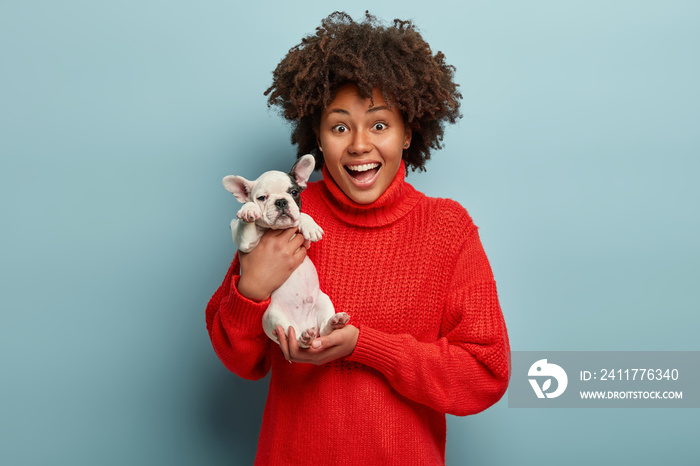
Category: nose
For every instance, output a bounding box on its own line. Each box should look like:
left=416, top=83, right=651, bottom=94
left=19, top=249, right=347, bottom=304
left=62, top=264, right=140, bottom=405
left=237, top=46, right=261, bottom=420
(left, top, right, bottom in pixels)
left=348, top=130, right=372, bottom=154
left=275, top=198, right=288, bottom=210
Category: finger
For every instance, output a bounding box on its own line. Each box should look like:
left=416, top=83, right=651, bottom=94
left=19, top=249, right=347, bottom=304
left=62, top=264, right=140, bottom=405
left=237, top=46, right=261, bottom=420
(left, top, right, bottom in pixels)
left=310, top=332, right=337, bottom=351
left=289, top=230, right=306, bottom=248
left=276, top=228, right=305, bottom=256
left=311, top=334, right=338, bottom=351
left=292, top=245, right=307, bottom=261
left=287, top=326, right=299, bottom=359
left=310, top=337, right=324, bottom=350
left=276, top=326, right=291, bottom=361
left=277, top=227, right=299, bottom=240
left=313, top=326, right=351, bottom=350
left=262, top=228, right=281, bottom=239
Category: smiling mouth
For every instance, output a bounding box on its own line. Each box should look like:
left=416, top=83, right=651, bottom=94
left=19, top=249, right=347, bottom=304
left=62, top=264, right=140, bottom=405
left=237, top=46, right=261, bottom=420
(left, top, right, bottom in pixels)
left=345, top=163, right=381, bottom=183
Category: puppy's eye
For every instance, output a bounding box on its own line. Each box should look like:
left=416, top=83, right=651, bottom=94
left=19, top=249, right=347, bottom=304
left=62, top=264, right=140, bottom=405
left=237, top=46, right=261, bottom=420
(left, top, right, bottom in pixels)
left=257, top=196, right=267, bottom=202
left=290, top=190, right=298, bottom=197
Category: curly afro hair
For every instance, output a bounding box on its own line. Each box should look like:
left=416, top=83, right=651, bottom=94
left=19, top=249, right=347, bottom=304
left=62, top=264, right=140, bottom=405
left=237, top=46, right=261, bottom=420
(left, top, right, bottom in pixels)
left=264, top=11, right=462, bottom=172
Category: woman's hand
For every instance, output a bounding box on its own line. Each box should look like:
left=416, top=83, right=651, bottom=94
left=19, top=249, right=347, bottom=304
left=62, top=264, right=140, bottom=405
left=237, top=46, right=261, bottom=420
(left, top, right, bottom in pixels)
left=275, top=324, right=359, bottom=365
left=237, top=227, right=307, bottom=301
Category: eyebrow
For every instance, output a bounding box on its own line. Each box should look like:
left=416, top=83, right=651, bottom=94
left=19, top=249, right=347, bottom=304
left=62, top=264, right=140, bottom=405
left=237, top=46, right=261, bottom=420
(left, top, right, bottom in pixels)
left=326, top=105, right=392, bottom=115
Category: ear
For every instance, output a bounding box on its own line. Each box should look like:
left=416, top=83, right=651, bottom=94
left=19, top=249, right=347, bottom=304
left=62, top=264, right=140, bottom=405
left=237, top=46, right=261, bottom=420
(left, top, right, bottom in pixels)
left=403, top=127, right=412, bottom=150
left=290, top=154, right=315, bottom=189
left=222, top=175, right=253, bottom=203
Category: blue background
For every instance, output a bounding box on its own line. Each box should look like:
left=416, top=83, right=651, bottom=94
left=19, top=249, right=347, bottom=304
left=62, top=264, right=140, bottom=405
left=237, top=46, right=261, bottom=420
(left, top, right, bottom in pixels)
left=1, top=1, right=698, bottom=464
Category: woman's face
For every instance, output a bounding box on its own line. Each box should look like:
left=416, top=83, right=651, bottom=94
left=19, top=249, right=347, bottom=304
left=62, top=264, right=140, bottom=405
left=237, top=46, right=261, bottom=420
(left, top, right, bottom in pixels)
left=317, top=84, right=411, bottom=204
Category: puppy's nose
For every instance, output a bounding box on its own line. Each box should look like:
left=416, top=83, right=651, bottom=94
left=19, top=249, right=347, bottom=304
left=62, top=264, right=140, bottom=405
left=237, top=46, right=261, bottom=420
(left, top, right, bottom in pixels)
left=275, top=198, right=288, bottom=210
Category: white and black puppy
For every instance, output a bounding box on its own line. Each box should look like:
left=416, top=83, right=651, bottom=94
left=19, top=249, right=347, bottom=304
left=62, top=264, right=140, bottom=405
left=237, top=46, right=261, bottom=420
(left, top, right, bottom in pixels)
left=222, top=154, right=349, bottom=348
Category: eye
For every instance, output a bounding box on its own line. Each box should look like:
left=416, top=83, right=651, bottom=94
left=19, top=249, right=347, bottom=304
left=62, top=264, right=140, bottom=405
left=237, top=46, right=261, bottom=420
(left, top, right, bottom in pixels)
left=290, top=190, right=299, bottom=197
left=257, top=195, right=267, bottom=202
left=332, top=124, right=348, bottom=133
left=373, top=122, right=387, bottom=131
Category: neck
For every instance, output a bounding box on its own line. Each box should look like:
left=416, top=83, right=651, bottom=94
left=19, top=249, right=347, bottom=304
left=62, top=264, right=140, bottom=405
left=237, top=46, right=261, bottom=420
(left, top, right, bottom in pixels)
left=318, top=161, right=423, bottom=227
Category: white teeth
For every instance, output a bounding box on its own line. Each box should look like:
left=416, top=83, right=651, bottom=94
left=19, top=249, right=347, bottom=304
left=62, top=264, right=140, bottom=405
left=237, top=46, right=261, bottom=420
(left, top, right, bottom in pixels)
left=346, top=163, right=380, bottom=172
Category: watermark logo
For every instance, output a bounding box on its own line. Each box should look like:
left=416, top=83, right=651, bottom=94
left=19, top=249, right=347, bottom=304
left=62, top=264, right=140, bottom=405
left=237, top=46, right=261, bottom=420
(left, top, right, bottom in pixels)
left=528, top=359, right=568, bottom=399
left=509, top=352, right=699, bottom=408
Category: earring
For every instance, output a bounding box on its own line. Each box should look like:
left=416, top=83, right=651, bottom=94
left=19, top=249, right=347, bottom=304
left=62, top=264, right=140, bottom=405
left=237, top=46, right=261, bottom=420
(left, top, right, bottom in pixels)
left=403, top=143, right=409, bottom=149
left=318, top=146, right=323, bottom=152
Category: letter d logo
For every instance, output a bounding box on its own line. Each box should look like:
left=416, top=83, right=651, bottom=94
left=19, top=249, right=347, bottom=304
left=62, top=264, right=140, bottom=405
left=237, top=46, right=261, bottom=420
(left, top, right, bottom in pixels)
left=528, top=359, right=568, bottom=399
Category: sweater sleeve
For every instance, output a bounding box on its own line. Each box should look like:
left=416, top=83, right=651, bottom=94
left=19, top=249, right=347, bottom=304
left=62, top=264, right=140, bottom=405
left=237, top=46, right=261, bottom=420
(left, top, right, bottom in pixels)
left=205, top=254, right=272, bottom=380
left=345, top=227, right=510, bottom=416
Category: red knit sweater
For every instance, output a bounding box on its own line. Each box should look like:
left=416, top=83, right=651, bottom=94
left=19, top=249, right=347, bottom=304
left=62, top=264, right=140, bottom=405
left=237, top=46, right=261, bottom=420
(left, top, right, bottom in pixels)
left=206, top=162, right=510, bottom=465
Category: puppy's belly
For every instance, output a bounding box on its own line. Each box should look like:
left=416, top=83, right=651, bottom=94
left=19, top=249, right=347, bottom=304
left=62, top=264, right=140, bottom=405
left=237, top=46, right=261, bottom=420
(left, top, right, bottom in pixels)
left=270, top=257, right=321, bottom=329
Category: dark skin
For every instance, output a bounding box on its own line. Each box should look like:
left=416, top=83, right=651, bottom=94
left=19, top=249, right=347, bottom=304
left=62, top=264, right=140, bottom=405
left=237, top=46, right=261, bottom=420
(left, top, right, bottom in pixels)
left=274, top=324, right=359, bottom=365
left=237, top=227, right=307, bottom=302
left=238, top=80, right=415, bottom=364
left=237, top=227, right=359, bottom=364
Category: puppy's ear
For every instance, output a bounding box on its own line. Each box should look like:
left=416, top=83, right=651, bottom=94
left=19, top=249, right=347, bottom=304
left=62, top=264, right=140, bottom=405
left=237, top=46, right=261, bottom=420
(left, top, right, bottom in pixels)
left=222, top=175, right=253, bottom=203
left=290, top=154, right=315, bottom=189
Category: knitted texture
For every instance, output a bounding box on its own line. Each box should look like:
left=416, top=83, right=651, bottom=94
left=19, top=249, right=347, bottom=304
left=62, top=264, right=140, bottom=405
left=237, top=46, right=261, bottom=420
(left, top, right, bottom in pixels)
left=205, top=162, right=510, bottom=465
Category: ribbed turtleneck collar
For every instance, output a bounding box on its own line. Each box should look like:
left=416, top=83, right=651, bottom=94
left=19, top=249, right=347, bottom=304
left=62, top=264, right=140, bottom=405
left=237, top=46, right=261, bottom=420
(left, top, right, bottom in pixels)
left=318, top=161, right=423, bottom=227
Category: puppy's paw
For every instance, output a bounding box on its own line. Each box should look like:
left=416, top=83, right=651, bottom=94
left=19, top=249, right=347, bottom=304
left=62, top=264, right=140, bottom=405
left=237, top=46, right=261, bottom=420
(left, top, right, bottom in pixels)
left=299, top=215, right=324, bottom=242
left=237, top=202, right=261, bottom=223
left=329, top=312, right=350, bottom=330
left=298, top=327, right=319, bottom=348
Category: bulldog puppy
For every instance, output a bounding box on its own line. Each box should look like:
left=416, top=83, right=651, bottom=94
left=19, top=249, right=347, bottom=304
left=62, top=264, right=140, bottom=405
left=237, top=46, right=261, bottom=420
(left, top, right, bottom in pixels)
left=222, top=154, right=349, bottom=348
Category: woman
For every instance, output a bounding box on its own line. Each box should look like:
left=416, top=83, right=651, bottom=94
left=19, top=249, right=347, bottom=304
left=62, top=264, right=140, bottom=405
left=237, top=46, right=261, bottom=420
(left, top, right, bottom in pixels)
left=206, top=12, right=510, bottom=465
